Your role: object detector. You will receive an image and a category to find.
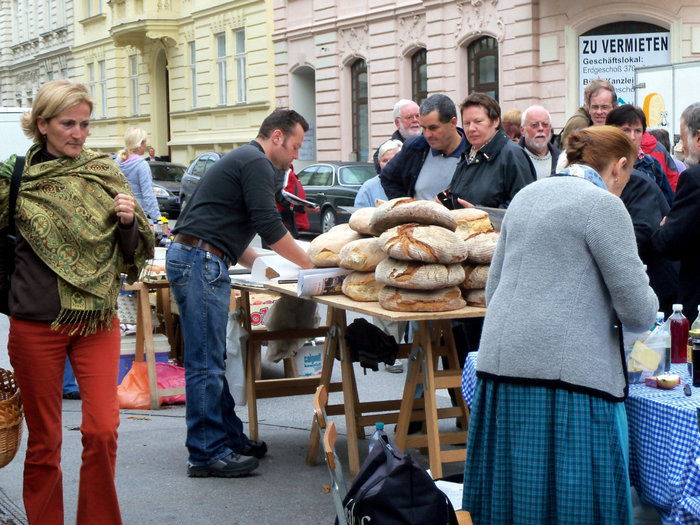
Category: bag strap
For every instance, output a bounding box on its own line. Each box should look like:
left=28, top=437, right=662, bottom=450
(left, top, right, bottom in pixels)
left=6, top=156, right=24, bottom=248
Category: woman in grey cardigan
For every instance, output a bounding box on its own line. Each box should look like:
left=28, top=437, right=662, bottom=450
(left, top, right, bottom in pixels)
left=462, top=126, right=658, bottom=525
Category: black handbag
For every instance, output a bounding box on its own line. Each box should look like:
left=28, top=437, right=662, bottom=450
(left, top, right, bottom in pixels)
left=0, top=156, right=25, bottom=316
left=338, top=433, right=458, bottom=525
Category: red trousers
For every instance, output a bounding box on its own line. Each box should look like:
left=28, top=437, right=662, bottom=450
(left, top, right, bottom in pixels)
left=8, top=317, right=123, bottom=525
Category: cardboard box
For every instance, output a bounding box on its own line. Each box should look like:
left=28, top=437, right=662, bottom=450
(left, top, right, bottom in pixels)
left=118, top=333, right=170, bottom=384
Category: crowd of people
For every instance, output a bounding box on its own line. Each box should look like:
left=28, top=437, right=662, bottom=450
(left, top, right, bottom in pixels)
left=1, top=72, right=698, bottom=524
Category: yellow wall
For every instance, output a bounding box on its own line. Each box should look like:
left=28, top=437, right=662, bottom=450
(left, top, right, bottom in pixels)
left=72, top=0, right=275, bottom=166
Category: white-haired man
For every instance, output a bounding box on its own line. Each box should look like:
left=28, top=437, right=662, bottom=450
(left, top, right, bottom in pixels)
left=652, top=102, right=700, bottom=318
left=518, top=105, right=561, bottom=180
left=372, top=99, right=422, bottom=173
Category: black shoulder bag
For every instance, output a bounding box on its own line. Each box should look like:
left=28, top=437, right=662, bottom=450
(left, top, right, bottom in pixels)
left=1, top=156, right=25, bottom=316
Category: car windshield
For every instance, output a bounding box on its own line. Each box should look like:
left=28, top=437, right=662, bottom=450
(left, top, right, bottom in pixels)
left=150, top=164, right=186, bottom=182
left=338, top=165, right=376, bottom=185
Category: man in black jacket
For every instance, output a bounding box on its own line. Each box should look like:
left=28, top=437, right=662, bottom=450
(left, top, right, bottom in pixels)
left=380, top=94, right=467, bottom=200
left=518, top=104, right=561, bottom=179
left=653, top=103, right=700, bottom=318
left=371, top=99, right=422, bottom=173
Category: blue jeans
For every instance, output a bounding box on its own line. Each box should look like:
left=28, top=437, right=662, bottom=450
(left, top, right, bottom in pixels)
left=63, top=356, right=79, bottom=394
left=166, top=242, right=248, bottom=466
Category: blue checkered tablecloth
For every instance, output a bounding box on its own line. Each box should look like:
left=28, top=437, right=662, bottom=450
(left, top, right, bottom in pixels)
left=461, top=356, right=700, bottom=524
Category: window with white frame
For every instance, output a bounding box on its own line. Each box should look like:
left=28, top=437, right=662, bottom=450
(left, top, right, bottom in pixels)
left=88, top=63, right=95, bottom=97
left=45, top=0, right=51, bottom=31
left=216, top=33, right=227, bottom=106
left=99, top=60, right=107, bottom=118
left=235, top=29, right=246, bottom=103
left=189, top=41, right=197, bottom=108
left=130, top=55, right=139, bottom=115
left=86, top=0, right=92, bottom=17
left=56, top=0, right=65, bottom=26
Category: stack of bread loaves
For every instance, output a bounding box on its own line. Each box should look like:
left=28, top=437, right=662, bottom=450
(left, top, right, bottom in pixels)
left=368, top=198, right=470, bottom=312
left=451, top=208, right=499, bottom=307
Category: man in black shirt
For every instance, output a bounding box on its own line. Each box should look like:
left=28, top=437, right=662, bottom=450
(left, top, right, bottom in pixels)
left=167, top=109, right=314, bottom=478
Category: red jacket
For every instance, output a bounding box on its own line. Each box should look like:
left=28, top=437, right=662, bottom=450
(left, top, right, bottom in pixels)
left=641, top=132, right=679, bottom=192
left=276, top=169, right=310, bottom=231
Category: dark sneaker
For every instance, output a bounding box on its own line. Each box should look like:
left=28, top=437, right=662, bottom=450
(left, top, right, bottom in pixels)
left=187, top=452, right=259, bottom=478
left=63, top=391, right=81, bottom=400
left=236, top=439, right=268, bottom=459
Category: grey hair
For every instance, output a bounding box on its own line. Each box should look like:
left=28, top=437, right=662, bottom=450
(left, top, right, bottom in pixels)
left=521, top=105, right=552, bottom=127
left=419, top=94, right=457, bottom=123
left=378, top=139, right=403, bottom=159
left=682, top=102, right=700, bottom=164
left=393, top=99, right=417, bottom=120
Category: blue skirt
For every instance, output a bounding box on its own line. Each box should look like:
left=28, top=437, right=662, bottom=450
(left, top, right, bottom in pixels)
left=462, top=378, right=632, bottom=525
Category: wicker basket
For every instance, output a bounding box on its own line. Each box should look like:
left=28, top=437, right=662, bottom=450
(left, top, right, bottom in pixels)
left=0, top=368, right=23, bottom=469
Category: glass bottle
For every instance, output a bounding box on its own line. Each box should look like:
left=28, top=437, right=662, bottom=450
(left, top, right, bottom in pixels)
left=670, top=304, right=689, bottom=365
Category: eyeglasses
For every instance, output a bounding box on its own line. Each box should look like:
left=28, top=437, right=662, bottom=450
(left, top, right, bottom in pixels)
left=401, top=113, right=420, bottom=121
left=526, top=122, right=551, bottom=130
left=590, top=105, right=612, bottom=112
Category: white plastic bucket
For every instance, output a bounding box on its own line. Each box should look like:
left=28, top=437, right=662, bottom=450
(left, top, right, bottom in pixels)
left=294, top=342, right=323, bottom=377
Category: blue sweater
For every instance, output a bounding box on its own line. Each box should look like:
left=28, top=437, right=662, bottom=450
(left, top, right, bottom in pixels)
left=118, top=156, right=161, bottom=221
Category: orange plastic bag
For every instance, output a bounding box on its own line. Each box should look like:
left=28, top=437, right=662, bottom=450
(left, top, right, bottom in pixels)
left=117, top=361, right=151, bottom=409
left=117, top=361, right=186, bottom=409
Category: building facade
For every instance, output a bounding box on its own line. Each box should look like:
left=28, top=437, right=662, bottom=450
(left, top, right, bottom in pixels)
left=0, top=0, right=75, bottom=108
left=272, top=0, right=700, bottom=163
left=70, top=0, right=276, bottom=164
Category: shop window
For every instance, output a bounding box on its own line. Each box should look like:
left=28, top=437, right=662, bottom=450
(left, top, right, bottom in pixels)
left=411, top=48, right=428, bottom=107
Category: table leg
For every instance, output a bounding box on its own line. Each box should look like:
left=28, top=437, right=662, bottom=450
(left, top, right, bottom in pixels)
left=237, top=290, right=261, bottom=441
left=395, top=332, right=426, bottom=451
left=306, top=306, right=339, bottom=466
left=423, top=320, right=444, bottom=479
left=334, top=308, right=363, bottom=477
left=133, top=282, right=159, bottom=410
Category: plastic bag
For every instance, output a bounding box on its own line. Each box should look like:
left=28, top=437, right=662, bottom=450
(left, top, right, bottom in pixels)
left=263, top=295, right=319, bottom=362
left=117, top=361, right=186, bottom=409
left=225, top=310, right=248, bottom=406
left=117, top=361, right=151, bottom=409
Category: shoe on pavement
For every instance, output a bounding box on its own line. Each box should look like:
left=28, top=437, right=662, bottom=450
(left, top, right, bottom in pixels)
left=62, top=391, right=81, bottom=400
left=187, top=452, right=259, bottom=478
left=385, top=360, right=404, bottom=373
left=236, top=439, right=268, bottom=459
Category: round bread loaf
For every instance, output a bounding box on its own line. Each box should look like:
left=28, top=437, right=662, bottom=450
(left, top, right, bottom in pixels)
left=464, top=288, right=486, bottom=308
left=375, top=258, right=465, bottom=290
left=461, top=264, right=490, bottom=289
left=464, top=231, right=499, bottom=264
left=379, top=223, right=468, bottom=264
left=378, top=286, right=466, bottom=312
left=307, top=224, right=364, bottom=267
left=348, top=207, right=376, bottom=235
left=369, top=197, right=457, bottom=235
left=341, top=271, right=384, bottom=302
left=339, top=237, right=386, bottom=271
left=451, top=208, right=494, bottom=240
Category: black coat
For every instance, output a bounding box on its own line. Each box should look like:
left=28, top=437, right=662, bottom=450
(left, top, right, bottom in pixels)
left=652, top=164, right=700, bottom=318
left=621, top=171, right=679, bottom=315
left=448, top=130, right=536, bottom=208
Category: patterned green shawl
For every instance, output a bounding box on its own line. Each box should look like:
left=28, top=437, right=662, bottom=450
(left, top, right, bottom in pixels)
left=0, top=143, right=154, bottom=334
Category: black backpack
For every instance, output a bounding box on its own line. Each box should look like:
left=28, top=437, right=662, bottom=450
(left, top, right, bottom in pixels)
left=338, top=434, right=459, bottom=525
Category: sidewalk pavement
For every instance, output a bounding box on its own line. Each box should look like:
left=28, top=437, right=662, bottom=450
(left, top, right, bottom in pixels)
left=0, top=311, right=460, bottom=524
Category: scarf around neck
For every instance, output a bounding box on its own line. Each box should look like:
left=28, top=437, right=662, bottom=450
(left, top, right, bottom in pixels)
left=555, top=163, right=607, bottom=190
left=0, top=143, right=154, bottom=334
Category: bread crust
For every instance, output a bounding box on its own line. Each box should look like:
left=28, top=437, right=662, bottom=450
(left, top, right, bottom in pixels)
left=307, top=224, right=364, bottom=267
left=369, top=197, right=457, bottom=235
left=375, top=258, right=465, bottom=290
left=378, top=285, right=467, bottom=312
left=339, top=237, right=386, bottom=271
left=378, top=223, right=468, bottom=263
left=341, top=271, right=384, bottom=301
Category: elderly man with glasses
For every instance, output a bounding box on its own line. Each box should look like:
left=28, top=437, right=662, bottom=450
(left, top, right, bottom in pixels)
left=559, top=78, right=619, bottom=148
left=372, top=99, right=423, bottom=173
left=518, top=105, right=562, bottom=179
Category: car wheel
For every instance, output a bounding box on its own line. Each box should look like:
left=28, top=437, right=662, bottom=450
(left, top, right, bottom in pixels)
left=321, top=208, right=336, bottom=233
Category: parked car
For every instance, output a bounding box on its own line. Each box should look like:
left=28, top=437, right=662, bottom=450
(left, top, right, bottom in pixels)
left=147, top=160, right=187, bottom=219
left=295, top=162, right=376, bottom=233
left=179, top=151, right=225, bottom=211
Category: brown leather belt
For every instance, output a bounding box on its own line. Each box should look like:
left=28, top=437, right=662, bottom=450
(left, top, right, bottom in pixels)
left=174, top=233, right=227, bottom=262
